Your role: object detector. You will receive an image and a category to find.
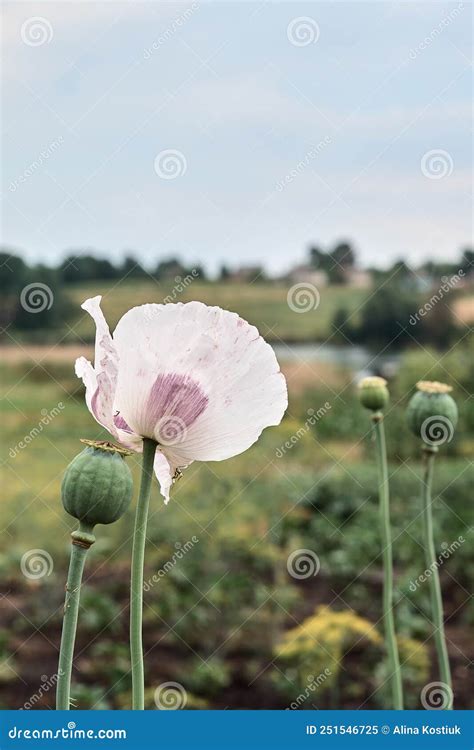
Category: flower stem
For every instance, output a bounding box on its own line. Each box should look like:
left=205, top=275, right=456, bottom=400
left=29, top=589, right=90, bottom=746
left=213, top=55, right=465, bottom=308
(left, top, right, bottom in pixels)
left=130, top=437, right=157, bottom=710
left=372, top=414, right=403, bottom=709
left=56, top=523, right=95, bottom=710
left=421, top=446, right=453, bottom=708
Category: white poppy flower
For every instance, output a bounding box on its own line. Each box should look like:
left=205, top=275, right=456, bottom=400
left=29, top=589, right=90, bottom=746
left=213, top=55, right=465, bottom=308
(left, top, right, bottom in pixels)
left=76, top=297, right=288, bottom=502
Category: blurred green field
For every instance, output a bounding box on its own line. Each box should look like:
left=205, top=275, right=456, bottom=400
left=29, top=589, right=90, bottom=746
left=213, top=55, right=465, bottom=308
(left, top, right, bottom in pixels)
left=1, top=340, right=472, bottom=710
left=53, top=281, right=368, bottom=344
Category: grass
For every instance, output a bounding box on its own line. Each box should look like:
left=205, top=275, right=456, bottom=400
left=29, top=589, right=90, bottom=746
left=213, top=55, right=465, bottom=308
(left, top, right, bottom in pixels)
left=58, top=280, right=368, bottom=344
left=1, top=347, right=472, bottom=710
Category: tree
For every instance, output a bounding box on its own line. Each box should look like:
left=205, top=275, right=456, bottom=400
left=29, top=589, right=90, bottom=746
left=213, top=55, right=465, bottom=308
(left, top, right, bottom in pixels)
left=121, top=255, right=147, bottom=279
left=0, top=251, right=70, bottom=332
left=354, top=284, right=418, bottom=348
left=60, top=254, right=120, bottom=283
left=460, top=248, right=473, bottom=276
left=154, top=257, right=185, bottom=280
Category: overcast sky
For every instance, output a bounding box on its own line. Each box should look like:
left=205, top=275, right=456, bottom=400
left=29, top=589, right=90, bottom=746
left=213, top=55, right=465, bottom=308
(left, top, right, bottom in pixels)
left=2, top=1, right=472, bottom=274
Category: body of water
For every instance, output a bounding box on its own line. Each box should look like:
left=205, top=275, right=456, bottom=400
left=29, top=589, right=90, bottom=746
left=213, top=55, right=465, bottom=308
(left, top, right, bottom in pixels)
left=272, top=343, right=400, bottom=380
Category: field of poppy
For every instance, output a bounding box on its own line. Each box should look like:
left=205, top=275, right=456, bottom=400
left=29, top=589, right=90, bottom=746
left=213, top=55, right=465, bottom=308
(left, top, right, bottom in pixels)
left=1, top=304, right=472, bottom=710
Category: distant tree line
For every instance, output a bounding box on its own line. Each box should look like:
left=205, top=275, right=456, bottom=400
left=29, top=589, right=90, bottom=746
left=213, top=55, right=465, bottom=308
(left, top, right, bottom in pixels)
left=0, top=244, right=471, bottom=341
left=59, top=254, right=207, bottom=283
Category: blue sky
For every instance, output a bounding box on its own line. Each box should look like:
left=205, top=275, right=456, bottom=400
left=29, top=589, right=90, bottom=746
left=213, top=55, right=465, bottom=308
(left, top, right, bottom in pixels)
left=2, top=1, right=472, bottom=274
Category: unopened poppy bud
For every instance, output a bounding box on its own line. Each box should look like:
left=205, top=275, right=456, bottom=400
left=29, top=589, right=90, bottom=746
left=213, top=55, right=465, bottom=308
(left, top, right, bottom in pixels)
left=406, top=381, right=458, bottom=447
left=61, top=440, right=133, bottom=528
left=358, top=376, right=389, bottom=412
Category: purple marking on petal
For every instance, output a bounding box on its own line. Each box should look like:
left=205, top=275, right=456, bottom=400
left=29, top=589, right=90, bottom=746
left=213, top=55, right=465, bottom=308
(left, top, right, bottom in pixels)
left=114, top=413, right=133, bottom=432
left=146, top=373, right=208, bottom=444
left=91, top=386, right=100, bottom=421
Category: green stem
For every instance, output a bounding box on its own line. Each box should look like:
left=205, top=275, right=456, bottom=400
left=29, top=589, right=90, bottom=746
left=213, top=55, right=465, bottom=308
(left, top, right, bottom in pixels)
left=421, top=447, right=453, bottom=708
left=56, top=523, right=95, bottom=710
left=130, top=437, right=157, bottom=710
left=372, top=414, right=403, bottom=710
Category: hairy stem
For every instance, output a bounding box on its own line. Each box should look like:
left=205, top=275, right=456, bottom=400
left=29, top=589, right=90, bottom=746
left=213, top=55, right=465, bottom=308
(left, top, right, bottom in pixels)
left=56, top=523, right=95, bottom=710
left=372, top=414, right=403, bottom=709
left=130, top=437, right=157, bottom=710
left=422, top=447, right=453, bottom=708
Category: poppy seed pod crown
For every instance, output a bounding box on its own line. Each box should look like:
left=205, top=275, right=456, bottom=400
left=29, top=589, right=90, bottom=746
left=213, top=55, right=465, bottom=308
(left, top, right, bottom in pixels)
left=61, top=441, right=133, bottom=528
left=406, top=381, right=458, bottom=447
left=358, top=376, right=389, bottom=412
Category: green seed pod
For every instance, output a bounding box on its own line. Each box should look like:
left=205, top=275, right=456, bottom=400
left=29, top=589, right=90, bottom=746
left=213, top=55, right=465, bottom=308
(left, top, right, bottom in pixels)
left=406, top=381, right=458, bottom=447
left=61, top=440, right=133, bottom=527
left=358, top=376, right=389, bottom=412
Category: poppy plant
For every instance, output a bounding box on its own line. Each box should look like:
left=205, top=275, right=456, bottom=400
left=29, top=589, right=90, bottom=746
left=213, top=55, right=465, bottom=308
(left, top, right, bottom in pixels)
left=77, top=296, right=288, bottom=708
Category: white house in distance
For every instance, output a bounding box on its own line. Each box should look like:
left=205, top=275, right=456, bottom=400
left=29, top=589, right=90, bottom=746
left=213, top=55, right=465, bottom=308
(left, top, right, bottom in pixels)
left=286, top=264, right=329, bottom=287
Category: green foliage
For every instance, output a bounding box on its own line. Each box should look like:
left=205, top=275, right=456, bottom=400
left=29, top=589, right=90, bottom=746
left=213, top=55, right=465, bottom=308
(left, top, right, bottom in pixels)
left=274, top=606, right=429, bottom=708
left=182, top=657, right=232, bottom=697
left=0, top=252, right=71, bottom=333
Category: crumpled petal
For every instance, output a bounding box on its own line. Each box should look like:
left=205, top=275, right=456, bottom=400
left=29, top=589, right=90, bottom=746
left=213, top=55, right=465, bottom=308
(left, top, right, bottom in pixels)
left=153, top=450, right=175, bottom=505
left=112, top=301, right=288, bottom=466
left=76, top=296, right=130, bottom=445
